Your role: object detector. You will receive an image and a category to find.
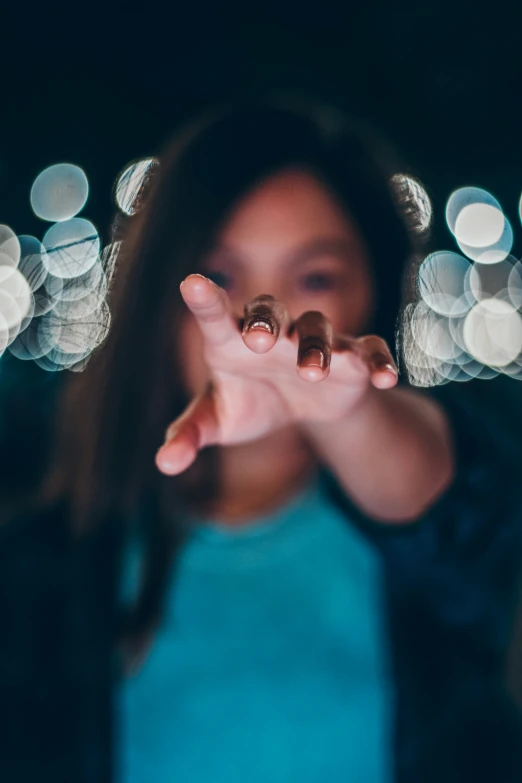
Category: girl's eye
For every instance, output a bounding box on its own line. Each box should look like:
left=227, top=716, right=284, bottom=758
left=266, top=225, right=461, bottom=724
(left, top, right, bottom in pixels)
left=204, top=270, right=233, bottom=291
left=300, top=273, right=337, bottom=292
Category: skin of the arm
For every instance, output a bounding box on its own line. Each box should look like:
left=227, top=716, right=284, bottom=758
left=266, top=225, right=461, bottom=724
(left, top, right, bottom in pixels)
left=301, top=384, right=455, bottom=523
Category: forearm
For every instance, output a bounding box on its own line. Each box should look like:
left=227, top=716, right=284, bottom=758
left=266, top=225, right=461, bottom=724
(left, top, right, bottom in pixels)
left=301, top=385, right=455, bottom=523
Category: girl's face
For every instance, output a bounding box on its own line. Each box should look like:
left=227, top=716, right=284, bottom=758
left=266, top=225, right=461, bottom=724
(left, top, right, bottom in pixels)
left=178, top=168, right=375, bottom=394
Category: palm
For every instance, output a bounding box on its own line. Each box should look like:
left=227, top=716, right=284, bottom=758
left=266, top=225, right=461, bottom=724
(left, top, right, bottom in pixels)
left=156, top=275, right=397, bottom=475
left=208, top=340, right=367, bottom=443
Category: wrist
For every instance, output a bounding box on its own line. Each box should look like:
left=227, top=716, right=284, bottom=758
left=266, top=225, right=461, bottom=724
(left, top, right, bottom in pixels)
left=300, top=382, right=382, bottom=436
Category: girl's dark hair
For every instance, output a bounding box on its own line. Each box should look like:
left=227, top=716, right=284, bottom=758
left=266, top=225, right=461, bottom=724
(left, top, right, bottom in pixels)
left=40, top=94, right=427, bottom=655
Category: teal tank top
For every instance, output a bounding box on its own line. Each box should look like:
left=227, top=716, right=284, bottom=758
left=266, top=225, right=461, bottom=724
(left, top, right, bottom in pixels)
left=117, top=474, right=394, bottom=782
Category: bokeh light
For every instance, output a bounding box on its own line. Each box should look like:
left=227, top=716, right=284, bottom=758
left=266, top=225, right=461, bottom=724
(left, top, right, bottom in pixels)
left=402, top=303, right=452, bottom=387
left=467, top=255, right=522, bottom=309
left=42, top=217, right=100, bottom=279
left=114, top=158, right=158, bottom=215
left=30, top=163, right=89, bottom=222
left=0, top=267, right=32, bottom=330
left=409, top=302, right=463, bottom=362
left=418, top=251, right=472, bottom=317
left=32, top=273, right=64, bottom=317
left=1, top=159, right=122, bottom=371
left=13, top=150, right=522, bottom=383
left=33, top=345, right=92, bottom=373
left=499, top=362, right=522, bottom=379
left=17, top=235, right=48, bottom=292
left=457, top=216, right=513, bottom=264
left=453, top=203, right=505, bottom=247
left=0, top=225, right=21, bottom=268
left=54, top=287, right=107, bottom=321
left=100, top=241, right=122, bottom=284
left=0, top=311, right=9, bottom=358
left=446, top=187, right=502, bottom=233
left=446, top=186, right=513, bottom=265
left=463, top=299, right=522, bottom=367
left=46, top=300, right=111, bottom=356
left=8, top=314, right=56, bottom=361
left=53, top=259, right=105, bottom=303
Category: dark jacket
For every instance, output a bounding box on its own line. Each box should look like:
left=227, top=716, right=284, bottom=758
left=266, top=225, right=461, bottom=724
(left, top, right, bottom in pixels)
left=1, top=383, right=522, bottom=783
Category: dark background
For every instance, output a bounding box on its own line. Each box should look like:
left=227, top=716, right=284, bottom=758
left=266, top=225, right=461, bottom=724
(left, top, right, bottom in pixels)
left=0, top=1, right=520, bottom=249
left=1, top=0, right=521, bottom=502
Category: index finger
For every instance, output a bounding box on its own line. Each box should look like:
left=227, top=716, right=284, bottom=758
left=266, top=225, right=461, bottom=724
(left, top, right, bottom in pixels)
left=179, top=274, right=239, bottom=346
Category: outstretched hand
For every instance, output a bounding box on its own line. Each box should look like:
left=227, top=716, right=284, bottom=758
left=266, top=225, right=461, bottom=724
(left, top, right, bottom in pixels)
left=155, top=274, right=398, bottom=475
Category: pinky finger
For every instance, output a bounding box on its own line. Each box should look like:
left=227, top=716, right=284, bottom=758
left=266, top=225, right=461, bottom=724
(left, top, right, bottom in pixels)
left=348, top=335, right=398, bottom=390
left=369, top=353, right=399, bottom=390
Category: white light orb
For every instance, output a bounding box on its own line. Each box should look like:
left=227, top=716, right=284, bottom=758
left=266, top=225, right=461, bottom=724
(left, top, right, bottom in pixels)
left=32, top=272, right=64, bottom=317
left=50, top=259, right=105, bottom=303
left=115, top=158, right=157, bottom=216
left=0, top=267, right=32, bottom=329
left=402, top=303, right=455, bottom=387
left=454, top=203, right=505, bottom=248
left=0, top=311, right=9, bottom=357
left=42, top=218, right=100, bottom=279
left=468, top=256, right=522, bottom=309
left=463, top=299, right=522, bottom=367
left=48, top=300, right=111, bottom=355
left=418, top=251, right=471, bottom=317
left=30, top=163, right=89, bottom=222
left=17, top=235, right=48, bottom=292
left=446, top=187, right=502, bottom=235
left=457, top=216, right=513, bottom=265
left=410, top=304, right=462, bottom=362
left=54, top=286, right=107, bottom=321
left=8, top=316, right=55, bottom=360
left=0, top=225, right=21, bottom=268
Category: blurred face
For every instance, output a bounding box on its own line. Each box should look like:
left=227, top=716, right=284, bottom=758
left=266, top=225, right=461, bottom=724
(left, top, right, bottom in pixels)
left=178, top=168, right=375, bottom=394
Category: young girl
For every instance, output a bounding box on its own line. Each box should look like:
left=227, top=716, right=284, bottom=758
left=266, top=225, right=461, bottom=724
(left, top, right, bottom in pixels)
left=3, top=97, right=522, bottom=783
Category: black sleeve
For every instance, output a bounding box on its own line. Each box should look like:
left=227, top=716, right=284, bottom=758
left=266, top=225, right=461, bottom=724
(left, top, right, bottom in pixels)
left=319, top=381, right=522, bottom=642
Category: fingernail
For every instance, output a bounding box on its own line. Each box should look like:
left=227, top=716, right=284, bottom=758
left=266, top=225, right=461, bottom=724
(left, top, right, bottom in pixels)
left=378, top=361, right=398, bottom=375
left=371, top=352, right=396, bottom=373
left=301, top=348, right=325, bottom=369
left=164, top=424, right=179, bottom=443
left=180, top=274, right=211, bottom=289
left=244, top=317, right=274, bottom=335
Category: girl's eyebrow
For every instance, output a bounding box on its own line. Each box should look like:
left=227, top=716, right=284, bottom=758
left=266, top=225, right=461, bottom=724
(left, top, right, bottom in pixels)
left=285, top=237, right=358, bottom=268
left=204, top=244, right=242, bottom=262
left=205, top=237, right=357, bottom=268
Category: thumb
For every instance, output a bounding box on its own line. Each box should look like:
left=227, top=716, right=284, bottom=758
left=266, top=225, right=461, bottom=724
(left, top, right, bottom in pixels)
left=155, top=384, right=219, bottom=476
